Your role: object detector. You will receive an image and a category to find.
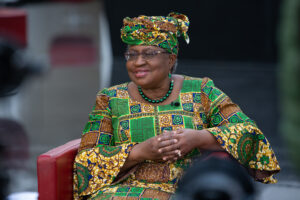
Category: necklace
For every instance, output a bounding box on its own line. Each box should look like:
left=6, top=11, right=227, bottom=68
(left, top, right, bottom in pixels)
left=138, top=80, right=174, bottom=103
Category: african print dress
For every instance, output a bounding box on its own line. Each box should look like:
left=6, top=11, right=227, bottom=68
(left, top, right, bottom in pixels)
left=73, top=76, right=280, bottom=200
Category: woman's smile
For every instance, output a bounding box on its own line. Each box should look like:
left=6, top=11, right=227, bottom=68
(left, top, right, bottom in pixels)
left=134, top=69, right=150, bottom=78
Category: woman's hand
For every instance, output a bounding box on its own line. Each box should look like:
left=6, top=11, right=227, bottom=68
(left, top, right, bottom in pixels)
left=158, top=129, right=223, bottom=161
left=130, top=131, right=179, bottom=162
left=158, top=129, right=199, bottom=161
left=120, top=131, right=180, bottom=173
left=130, top=128, right=223, bottom=163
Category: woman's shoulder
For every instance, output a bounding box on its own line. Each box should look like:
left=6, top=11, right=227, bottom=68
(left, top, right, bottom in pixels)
left=181, top=75, right=215, bottom=89
left=182, top=75, right=212, bottom=82
left=97, top=82, right=129, bottom=98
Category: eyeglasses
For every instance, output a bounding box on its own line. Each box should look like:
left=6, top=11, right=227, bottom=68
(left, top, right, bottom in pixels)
left=124, top=50, right=169, bottom=61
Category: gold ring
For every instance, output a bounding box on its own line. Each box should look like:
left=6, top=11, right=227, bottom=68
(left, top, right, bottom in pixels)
left=177, top=150, right=181, bottom=157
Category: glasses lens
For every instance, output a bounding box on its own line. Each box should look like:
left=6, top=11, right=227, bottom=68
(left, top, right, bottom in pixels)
left=125, top=52, right=136, bottom=61
left=125, top=50, right=168, bottom=61
left=142, top=51, right=156, bottom=60
left=124, top=53, right=129, bottom=60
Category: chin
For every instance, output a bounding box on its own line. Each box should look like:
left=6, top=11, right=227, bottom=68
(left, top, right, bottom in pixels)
left=129, top=74, right=147, bottom=86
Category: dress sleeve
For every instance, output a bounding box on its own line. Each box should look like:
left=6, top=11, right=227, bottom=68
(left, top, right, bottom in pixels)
left=73, top=89, right=135, bottom=199
left=201, top=78, right=280, bottom=183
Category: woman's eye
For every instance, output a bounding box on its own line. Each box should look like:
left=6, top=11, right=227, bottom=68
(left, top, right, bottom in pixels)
left=128, top=52, right=137, bottom=56
left=144, top=51, right=156, bottom=56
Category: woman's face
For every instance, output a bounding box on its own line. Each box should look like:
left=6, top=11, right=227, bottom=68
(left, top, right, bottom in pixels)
left=126, top=45, right=177, bottom=89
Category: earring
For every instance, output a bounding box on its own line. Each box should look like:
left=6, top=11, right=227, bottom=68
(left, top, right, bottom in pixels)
left=168, top=73, right=172, bottom=79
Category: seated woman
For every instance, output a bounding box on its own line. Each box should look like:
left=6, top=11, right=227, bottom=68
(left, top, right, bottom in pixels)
left=73, top=12, right=280, bottom=200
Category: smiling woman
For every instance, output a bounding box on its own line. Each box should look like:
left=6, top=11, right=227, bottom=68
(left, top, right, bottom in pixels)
left=126, top=45, right=176, bottom=99
left=73, top=12, right=280, bottom=200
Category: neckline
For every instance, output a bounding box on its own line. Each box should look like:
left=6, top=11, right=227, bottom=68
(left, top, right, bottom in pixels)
left=125, top=75, right=187, bottom=107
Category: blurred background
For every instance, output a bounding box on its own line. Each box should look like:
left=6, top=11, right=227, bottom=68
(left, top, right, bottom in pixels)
left=0, top=0, right=299, bottom=199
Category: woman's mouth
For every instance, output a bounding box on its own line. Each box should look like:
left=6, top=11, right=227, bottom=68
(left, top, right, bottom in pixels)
left=135, top=70, right=149, bottom=78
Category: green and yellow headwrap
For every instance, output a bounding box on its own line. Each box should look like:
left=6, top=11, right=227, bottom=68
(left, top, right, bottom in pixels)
left=120, top=12, right=190, bottom=55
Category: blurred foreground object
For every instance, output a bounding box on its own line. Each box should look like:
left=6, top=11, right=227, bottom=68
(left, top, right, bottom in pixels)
left=0, top=8, right=26, bottom=47
left=279, top=0, right=300, bottom=174
left=175, top=154, right=255, bottom=200
left=0, top=8, right=43, bottom=199
left=0, top=119, right=29, bottom=168
left=0, top=38, right=41, bottom=97
left=0, top=119, right=29, bottom=199
left=0, top=8, right=42, bottom=97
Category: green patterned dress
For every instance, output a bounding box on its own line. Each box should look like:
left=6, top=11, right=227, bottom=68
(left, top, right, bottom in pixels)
left=73, top=76, right=280, bottom=200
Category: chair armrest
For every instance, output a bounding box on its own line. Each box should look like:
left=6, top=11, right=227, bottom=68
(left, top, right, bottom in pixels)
left=37, top=139, right=81, bottom=200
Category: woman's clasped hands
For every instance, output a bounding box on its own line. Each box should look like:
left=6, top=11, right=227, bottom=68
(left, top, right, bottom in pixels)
left=157, top=129, right=201, bottom=162
left=134, top=129, right=202, bottom=163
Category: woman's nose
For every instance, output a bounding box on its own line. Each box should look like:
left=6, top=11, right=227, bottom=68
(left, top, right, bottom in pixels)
left=134, top=54, right=146, bottom=65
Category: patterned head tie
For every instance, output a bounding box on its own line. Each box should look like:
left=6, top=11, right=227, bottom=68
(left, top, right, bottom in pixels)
left=120, top=12, right=190, bottom=55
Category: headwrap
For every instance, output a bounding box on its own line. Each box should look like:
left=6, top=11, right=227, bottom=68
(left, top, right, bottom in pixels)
left=120, top=12, right=190, bottom=55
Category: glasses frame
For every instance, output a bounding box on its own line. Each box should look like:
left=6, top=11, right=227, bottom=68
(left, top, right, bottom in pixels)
left=124, top=50, right=169, bottom=61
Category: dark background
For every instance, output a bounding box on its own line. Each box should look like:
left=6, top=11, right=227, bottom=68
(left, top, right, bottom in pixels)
left=105, top=0, right=281, bottom=62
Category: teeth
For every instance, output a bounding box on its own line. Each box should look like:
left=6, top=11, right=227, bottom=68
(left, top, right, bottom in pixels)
left=135, top=71, right=147, bottom=77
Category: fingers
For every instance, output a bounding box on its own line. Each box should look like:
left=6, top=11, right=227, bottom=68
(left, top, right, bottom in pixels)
left=162, top=155, right=178, bottom=162
left=165, top=149, right=181, bottom=157
left=174, top=129, right=184, bottom=134
left=155, top=130, right=185, bottom=160
left=157, top=130, right=174, bottom=142
left=162, top=150, right=182, bottom=162
left=158, top=140, right=180, bottom=153
left=158, top=138, right=178, bottom=149
left=157, top=130, right=183, bottom=144
left=157, top=131, right=178, bottom=150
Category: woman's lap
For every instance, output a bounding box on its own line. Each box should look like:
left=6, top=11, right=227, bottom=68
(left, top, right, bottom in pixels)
left=90, top=186, right=172, bottom=200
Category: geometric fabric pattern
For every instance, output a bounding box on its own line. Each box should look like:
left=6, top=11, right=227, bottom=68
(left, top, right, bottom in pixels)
left=73, top=76, right=280, bottom=200
left=121, top=12, right=190, bottom=55
left=91, top=187, right=172, bottom=200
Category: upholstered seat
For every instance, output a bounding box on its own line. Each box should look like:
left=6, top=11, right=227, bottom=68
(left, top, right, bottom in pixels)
left=37, top=139, right=80, bottom=200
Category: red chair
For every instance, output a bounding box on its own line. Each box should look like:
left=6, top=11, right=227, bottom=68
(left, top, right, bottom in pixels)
left=37, top=139, right=230, bottom=200
left=37, top=139, right=80, bottom=200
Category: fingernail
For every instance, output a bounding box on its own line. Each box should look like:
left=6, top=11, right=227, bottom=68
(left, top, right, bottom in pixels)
left=158, top=137, right=161, bottom=141
left=174, top=139, right=178, bottom=143
left=158, top=149, right=162, bottom=153
left=163, top=157, right=166, bottom=160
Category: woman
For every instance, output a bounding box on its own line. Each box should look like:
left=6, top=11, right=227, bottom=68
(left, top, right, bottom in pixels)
left=73, top=13, right=280, bottom=200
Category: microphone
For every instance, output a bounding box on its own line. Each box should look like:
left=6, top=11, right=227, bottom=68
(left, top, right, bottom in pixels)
left=171, top=101, right=180, bottom=107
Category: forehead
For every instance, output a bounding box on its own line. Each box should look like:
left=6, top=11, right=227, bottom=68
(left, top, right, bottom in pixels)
left=128, top=45, right=164, bottom=52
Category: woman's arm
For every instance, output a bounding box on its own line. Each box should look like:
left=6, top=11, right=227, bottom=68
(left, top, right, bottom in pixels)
left=74, top=92, right=136, bottom=197
left=157, top=77, right=280, bottom=183
left=199, top=78, right=280, bottom=183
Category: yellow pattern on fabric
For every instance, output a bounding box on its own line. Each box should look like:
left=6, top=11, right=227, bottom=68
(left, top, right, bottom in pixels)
left=75, top=143, right=135, bottom=196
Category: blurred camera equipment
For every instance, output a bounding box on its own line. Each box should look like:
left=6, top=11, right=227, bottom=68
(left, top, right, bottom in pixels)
left=175, top=154, right=255, bottom=200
